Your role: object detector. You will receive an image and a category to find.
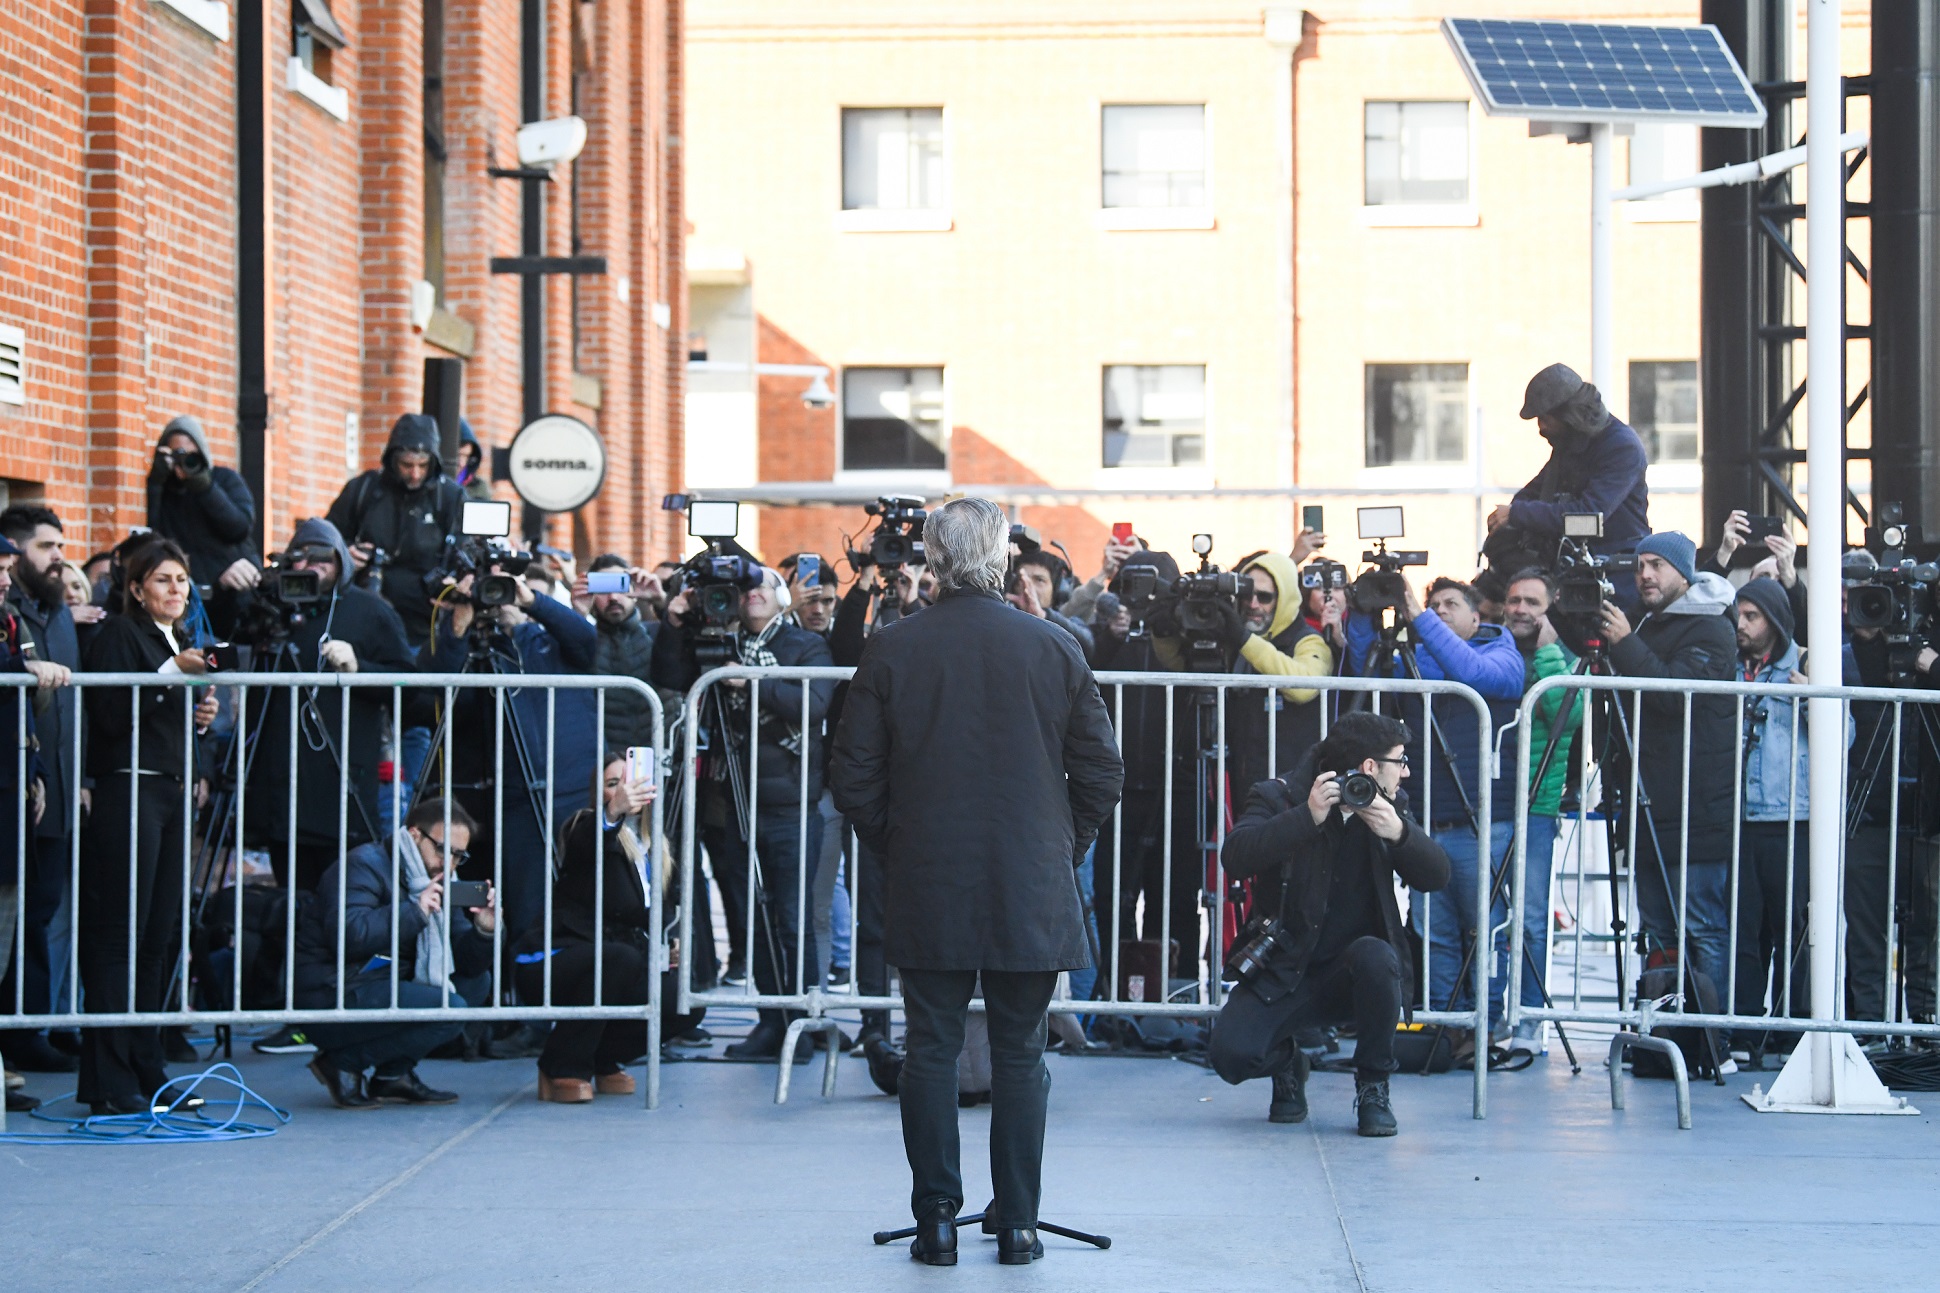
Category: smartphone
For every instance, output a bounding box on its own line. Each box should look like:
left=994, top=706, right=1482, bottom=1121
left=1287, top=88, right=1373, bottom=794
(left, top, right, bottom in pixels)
left=586, top=570, right=630, bottom=595
left=796, top=554, right=821, bottom=588
left=1303, top=505, right=1325, bottom=535
left=625, top=746, right=656, bottom=785
left=1112, top=522, right=1135, bottom=545
left=1733, top=515, right=1786, bottom=567
left=447, top=879, right=491, bottom=910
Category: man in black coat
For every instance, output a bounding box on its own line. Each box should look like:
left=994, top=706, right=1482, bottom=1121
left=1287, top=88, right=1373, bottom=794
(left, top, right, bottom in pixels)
left=1593, top=531, right=1738, bottom=997
left=830, top=497, right=1123, bottom=1267
left=325, top=413, right=467, bottom=648
left=1210, top=712, right=1451, bottom=1138
left=0, top=506, right=83, bottom=1074
left=238, top=518, right=419, bottom=891
left=145, top=415, right=261, bottom=637
left=651, top=564, right=834, bottom=1058
left=576, top=553, right=658, bottom=750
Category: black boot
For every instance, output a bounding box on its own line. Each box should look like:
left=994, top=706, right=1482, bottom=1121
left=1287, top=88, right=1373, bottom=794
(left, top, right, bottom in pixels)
left=909, top=1198, right=958, bottom=1266
left=996, top=1228, right=1044, bottom=1264
left=308, top=1056, right=377, bottom=1109
left=1354, top=1076, right=1397, bottom=1138
left=1269, top=1048, right=1309, bottom=1124
left=862, top=1031, right=904, bottom=1095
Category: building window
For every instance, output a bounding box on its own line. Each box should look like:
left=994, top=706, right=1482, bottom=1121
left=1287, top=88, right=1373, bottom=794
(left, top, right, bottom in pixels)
left=1364, top=102, right=1468, bottom=206
left=293, top=0, right=345, bottom=81
left=842, top=109, right=946, bottom=212
left=1102, top=105, right=1207, bottom=209
left=1365, top=364, right=1468, bottom=466
left=1630, top=361, right=1700, bottom=463
left=422, top=0, right=447, bottom=304
left=1103, top=365, right=1206, bottom=469
left=843, top=367, right=947, bottom=471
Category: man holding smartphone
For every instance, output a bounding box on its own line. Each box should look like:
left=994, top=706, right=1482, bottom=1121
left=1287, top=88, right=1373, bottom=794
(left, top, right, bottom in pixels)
left=575, top=553, right=661, bottom=751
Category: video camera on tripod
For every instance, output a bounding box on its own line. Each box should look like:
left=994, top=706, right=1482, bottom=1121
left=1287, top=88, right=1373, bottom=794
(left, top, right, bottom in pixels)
left=427, top=500, right=535, bottom=610
left=855, top=495, right=927, bottom=570
left=1171, top=534, right=1254, bottom=672
left=232, top=549, right=326, bottom=646
left=1347, top=507, right=1427, bottom=615
left=1849, top=502, right=1940, bottom=684
left=1552, top=512, right=1637, bottom=622
left=670, top=499, right=763, bottom=668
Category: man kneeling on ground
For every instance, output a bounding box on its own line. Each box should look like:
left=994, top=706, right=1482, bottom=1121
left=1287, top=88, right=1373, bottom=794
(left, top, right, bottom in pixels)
left=1209, top=711, right=1451, bottom=1137
left=294, top=799, right=497, bottom=1108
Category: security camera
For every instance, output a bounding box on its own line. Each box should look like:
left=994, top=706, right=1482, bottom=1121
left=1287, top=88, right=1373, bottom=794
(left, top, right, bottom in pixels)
left=801, top=372, right=835, bottom=410
left=516, top=116, right=588, bottom=169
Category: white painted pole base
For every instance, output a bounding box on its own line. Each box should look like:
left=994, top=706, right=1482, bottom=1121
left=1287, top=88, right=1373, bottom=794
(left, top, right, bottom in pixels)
left=1742, top=1032, right=1918, bottom=1115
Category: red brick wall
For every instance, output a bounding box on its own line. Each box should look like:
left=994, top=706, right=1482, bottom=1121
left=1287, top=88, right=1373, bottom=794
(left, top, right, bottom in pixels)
left=0, top=0, right=684, bottom=564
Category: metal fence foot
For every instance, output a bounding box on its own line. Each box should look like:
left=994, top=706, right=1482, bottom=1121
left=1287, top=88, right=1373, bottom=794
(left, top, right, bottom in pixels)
left=1608, top=1031, right=1691, bottom=1129
left=773, top=1017, right=845, bottom=1104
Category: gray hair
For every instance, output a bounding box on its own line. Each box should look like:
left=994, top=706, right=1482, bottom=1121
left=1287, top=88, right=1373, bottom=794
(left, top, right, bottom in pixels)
left=922, top=497, right=1009, bottom=595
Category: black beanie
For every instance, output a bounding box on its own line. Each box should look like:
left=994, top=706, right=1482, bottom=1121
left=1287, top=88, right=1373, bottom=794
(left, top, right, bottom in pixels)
left=1735, top=576, right=1794, bottom=656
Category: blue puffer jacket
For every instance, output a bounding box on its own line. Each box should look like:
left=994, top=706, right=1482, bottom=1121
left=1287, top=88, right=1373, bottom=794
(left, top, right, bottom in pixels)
left=1347, top=608, right=1524, bottom=829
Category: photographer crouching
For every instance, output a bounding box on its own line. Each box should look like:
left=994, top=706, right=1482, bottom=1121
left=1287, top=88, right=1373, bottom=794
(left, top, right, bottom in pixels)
left=1211, top=711, right=1450, bottom=1137
left=650, top=561, right=834, bottom=1060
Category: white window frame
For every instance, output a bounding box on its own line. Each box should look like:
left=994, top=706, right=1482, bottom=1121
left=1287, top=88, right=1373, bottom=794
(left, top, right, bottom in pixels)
left=151, top=0, right=230, bottom=41
left=835, top=107, right=953, bottom=234
left=0, top=323, right=25, bottom=407
left=1098, top=363, right=1214, bottom=476
left=1358, top=100, right=1478, bottom=229
left=1097, top=103, right=1215, bottom=232
left=834, top=364, right=952, bottom=486
left=288, top=53, right=349, bottom=121
left=1357, top=362, right=1474, bottom=479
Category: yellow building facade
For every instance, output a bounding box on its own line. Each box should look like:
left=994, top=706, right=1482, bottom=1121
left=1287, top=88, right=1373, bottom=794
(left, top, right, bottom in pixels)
left=685, top=1, right=1862, bottom=578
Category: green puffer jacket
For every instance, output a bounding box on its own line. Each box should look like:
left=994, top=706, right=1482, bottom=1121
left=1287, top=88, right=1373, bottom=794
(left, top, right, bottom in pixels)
left=1525, top=642, right=1582, bottom=817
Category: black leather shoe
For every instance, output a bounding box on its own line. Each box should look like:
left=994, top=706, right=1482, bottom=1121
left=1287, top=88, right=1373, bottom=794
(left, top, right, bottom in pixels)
left=367, top=1069, right=459, bottom=1105
left=863, top=1033, right=905, bottom=1095
left=724, top=1021, right=810, bottom=1064
left=996, top=1228, right=1044, bottom=1264
left=1354, top=1077, right=1398, bottom=1137
left=7, top=1088, right=41, bottom=1113
left=308, top=1057, right=377, bottom=1109
left=909, top=1199, right=958, bottom=1266
left=1269, top=1049, right=1309, bottom=1124
left=3, top=1034, right=78, bottom=1073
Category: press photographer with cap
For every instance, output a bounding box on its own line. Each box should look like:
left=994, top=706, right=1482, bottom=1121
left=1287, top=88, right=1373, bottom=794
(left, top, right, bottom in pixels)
left=1486, top=363, right=1651, bottom=575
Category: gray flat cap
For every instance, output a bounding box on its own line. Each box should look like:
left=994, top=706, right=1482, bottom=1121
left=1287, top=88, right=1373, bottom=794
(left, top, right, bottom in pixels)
left=1520, top=363, right=1586, bottom=419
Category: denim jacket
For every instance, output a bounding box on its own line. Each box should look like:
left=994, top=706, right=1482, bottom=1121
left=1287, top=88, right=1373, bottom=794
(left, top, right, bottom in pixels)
left=1740, top=640, right=1852, bottom=822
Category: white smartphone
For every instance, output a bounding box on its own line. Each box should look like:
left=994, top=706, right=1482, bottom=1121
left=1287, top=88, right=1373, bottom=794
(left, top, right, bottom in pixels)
left=625, top=746, right=655, bottom=785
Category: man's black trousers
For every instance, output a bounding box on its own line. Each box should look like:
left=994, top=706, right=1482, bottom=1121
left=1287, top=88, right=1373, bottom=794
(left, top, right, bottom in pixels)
left=899, top=968, right=1058, bottom=1229
left=702, top=805, right=820, bottom=1032
left=1731, top=821, right=1810, bottom=1043
left=1210, top=936, right=1402, bottom=1084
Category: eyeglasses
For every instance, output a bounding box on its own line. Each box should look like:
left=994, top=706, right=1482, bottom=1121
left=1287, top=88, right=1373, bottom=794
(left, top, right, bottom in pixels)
left=1374, top=756, right=1410, bottom=767
left=420, top=835, right=470, bottom=865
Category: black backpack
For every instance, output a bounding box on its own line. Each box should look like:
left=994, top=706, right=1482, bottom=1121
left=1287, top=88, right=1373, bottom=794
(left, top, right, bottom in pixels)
left=1631, top=952, right=1726, bottom=1080
left=195, top=885, right=313, bottom=1011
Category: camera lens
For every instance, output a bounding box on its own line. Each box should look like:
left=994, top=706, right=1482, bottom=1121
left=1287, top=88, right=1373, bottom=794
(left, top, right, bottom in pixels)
left=1339, top=771, right=1378, bottom=809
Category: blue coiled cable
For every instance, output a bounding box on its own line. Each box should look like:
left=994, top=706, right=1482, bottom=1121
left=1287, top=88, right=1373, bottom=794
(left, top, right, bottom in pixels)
left=1, top=1063, right=291, bottom=1145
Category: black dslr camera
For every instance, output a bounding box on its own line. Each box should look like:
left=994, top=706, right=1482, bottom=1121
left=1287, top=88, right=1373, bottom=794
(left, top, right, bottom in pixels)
left=1551, top=512, right=1637, bottom=621
left=427, top=500, right=533, bottom=610
left=1347, top=507, right=1427, bottom=615
left=1339, top=770, right=1380, bottom=809
left=1850, top=502, right=1939, bottom=683
left=1107, top=563, right=1171, bottom=641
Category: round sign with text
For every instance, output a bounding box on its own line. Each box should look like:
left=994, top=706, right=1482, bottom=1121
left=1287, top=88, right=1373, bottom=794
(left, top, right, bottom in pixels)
left=507, top=413, right=606, bottom=512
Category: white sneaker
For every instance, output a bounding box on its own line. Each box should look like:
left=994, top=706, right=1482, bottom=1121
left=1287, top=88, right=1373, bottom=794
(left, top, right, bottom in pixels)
left=1718, top=1058, right=1739, bottom=1075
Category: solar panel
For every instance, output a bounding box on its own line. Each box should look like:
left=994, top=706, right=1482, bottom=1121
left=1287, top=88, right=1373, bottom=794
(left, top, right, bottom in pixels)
left=1442, top=18, right=1767, bottom=127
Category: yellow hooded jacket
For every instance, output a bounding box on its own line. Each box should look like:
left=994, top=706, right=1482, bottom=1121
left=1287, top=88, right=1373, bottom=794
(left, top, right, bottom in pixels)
left=1234, top=551, right=1334, bottom=704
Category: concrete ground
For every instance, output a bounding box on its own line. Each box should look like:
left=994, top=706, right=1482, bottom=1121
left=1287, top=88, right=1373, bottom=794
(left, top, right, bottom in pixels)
left=3, top=1020, right=1937, bottom=1292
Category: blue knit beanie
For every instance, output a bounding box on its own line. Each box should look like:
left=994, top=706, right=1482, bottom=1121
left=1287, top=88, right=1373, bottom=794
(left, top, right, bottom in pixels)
left=1634, top=531, right=1697, bottom=585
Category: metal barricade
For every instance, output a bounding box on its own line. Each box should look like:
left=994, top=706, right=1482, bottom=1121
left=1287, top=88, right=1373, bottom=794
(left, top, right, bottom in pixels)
left=0, top=670, right=671, bottom=1120
left=673, top=664, right=1495, bottom=1115
left=1510, top=674, right=1940, bottom=1126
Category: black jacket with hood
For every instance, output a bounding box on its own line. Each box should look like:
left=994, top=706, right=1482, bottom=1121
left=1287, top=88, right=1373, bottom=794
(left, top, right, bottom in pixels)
left=1220, top=748, right=1450, bottom=1011
left=146, top=415, right=260, bottom=634
left=325, top=414, right=467, bottom=646
left=241, top=518, right=419, bottom=851
left=1606, top=571, right=1739, bottom=852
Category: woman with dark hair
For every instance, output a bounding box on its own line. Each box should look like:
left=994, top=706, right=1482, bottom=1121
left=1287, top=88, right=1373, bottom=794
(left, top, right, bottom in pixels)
left=76, top=536, right=221, bottom=1113
left=515, top=751, right=700, bottom=1102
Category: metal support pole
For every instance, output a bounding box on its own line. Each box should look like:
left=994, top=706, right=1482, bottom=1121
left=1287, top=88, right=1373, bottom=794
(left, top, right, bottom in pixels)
left=1749, top=0, right=1911, bottom=1116
left=1589, top=122, right=1614, bottom=394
